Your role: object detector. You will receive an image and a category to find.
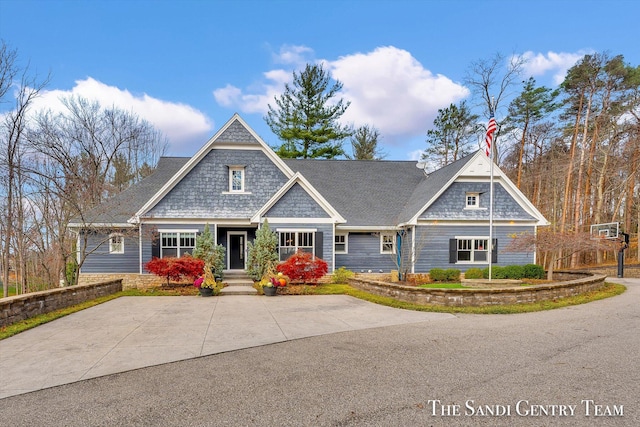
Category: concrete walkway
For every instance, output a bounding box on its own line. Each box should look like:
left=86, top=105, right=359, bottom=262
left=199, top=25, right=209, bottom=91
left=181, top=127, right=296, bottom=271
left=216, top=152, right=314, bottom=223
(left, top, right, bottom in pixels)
left=0, top=295, right=454, bottom=399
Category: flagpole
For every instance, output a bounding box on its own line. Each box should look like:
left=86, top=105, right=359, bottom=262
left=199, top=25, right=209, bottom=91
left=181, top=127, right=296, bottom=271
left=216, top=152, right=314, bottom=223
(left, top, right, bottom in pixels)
left=485, top=100, right=497, bottom=281
left=488, top=137, right=494, bottom=281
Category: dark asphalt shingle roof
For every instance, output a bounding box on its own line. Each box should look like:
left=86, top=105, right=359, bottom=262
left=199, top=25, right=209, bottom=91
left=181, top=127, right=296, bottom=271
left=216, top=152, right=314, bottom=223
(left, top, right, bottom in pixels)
left=75, top=157, right=189, bottom=225
left=79, top=153, right=479, bottom=227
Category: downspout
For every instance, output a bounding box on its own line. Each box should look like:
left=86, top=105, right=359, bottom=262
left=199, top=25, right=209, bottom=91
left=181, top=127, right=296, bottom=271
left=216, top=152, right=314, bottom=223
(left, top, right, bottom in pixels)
left=396, top=230, right=403, bottom=280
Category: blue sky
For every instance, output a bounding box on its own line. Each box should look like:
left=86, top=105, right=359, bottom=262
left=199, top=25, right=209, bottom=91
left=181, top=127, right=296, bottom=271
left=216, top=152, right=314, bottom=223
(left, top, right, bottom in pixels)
left=1, top=0, right=638, bottom=160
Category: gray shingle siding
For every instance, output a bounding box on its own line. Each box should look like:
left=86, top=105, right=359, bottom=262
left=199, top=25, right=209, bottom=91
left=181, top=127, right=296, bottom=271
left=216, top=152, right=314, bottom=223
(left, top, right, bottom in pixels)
left=265, top=183, right=330, bottom=218
left=216, top=120, right=259, bottom=144
left=148, top=150, right=288, bottom=219
left=81, top=230, right=140, bottom=273
left=414, top=224, right=535, bottom=272
left=335, top=232, right=397, bottom=272
left=420, top=182, right=536, bottom=221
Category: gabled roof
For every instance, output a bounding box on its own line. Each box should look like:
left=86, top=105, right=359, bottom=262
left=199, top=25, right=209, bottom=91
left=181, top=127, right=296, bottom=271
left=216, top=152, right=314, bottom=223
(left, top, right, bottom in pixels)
left=251, top=172, right=346, bottom=223
left=69, top=157, right=189, bottom=227
left=399, top=150, right=549, bottom=226
left=75, top=115, right=548, bottom=229
left=284, top=158, right=425, bottom=228
left=132, top=113, right=294, bottom=221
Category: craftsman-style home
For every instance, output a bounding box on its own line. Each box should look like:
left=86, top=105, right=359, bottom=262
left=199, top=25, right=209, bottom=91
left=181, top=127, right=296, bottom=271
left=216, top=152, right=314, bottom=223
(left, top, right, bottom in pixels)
left=73, top=114, right=548, bottom=283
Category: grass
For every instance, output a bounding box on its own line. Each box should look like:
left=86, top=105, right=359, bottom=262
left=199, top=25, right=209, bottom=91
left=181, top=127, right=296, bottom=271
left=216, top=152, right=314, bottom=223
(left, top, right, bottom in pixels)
left=0, top=282, right=626, bottom=341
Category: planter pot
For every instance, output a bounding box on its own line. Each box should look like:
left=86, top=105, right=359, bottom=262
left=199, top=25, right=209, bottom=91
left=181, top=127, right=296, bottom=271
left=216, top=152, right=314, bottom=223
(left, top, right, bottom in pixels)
left=199, top=287, right=214, bottom=297
left=263, top=286, right=277, bottom=296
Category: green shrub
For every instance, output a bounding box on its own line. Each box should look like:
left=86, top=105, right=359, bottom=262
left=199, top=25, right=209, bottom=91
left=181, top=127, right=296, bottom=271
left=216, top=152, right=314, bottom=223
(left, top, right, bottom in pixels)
left=484, top=266, right=508, bottom=279
left=464, top=268, right=484, bottom=279
left=429, top=268, right=460, bottom=282
left=523, top=264, right=545, bottom=279
left=444, top=268, right=460, bottom=281
left=429, top=268, right=446, bottom=282
left=332, top=266, right=354, bottom=284
left=503, top=265, right=525, bottom=279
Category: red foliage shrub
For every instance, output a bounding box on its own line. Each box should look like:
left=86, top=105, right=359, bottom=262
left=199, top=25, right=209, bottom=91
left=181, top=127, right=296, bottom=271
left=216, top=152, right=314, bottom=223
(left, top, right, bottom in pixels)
left=276, top=250, right=328, bottom=283
left=144, top=255, right=204, bottom=286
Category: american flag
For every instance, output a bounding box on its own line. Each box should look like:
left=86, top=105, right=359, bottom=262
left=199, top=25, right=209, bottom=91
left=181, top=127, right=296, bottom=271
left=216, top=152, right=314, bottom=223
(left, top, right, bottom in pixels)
left=484, top=113, right=497, bottom=157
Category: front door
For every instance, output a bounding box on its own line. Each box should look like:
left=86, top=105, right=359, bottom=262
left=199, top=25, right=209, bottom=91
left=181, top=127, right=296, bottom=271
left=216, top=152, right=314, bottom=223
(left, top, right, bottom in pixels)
left=228, top=232, right=246, bottom=270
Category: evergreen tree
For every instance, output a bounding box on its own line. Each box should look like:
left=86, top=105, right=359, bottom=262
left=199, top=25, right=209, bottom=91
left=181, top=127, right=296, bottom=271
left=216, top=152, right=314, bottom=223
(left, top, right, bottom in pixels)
left=193, top=223, right=225, bottom=279
left=246, top=220, right=279, bottom=281
left=265, top=63, right=351, bottom=159
left=348, top=125, right=385, bottom=160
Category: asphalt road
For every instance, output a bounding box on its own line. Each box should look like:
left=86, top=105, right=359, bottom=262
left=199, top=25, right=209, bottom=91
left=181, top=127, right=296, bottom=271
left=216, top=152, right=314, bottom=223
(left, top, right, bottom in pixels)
left=0, top=278, right=638, bottom=426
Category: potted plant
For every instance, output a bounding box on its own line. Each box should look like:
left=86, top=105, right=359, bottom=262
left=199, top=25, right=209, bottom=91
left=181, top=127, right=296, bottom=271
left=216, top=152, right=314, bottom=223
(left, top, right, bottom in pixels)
left=259, top=270, right=289, bottom=296
left=194, top=263, right=222, bottom=297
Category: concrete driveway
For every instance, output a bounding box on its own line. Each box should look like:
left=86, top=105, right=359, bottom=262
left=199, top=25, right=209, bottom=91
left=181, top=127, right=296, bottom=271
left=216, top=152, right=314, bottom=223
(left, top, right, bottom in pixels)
left=0, top=294, right=454, bottom=398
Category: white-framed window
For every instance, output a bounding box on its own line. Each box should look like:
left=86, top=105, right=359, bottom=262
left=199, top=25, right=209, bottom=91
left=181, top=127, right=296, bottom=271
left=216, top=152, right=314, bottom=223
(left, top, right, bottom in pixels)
left=109, top=233, right=124, bottom=254
left=455, top=237, right=489, bottom=262
left=466, top=192, right=480, bottom=209
left=278, top=230, right=314, bottom=261
left=334, top=234, right=348, bottom=254
left=380, top=233, right=396, bottom=254
left=229, top=166, right=245, bottom=192
left=160, top=231, right=196, bottom=258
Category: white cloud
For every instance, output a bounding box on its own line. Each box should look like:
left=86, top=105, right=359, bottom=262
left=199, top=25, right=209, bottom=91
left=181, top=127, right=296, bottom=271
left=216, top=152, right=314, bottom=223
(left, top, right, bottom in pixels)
left=31, top=78, right=213, bottom=153
left=213, top=45, right=469, bottom=146
left=520, top=51, right=589, bottom=85
left=328, top=46, right=469, bottom=144
left=272, top=44, right=314, bottom=66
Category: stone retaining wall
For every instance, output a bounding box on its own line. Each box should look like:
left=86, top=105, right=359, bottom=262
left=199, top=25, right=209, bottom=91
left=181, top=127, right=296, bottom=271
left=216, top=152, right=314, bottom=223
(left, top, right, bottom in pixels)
left=79, top=273, right=165, bottom=289
left=0, top=280, right=122, bottom=327
left=348, top=271, right=608, bottom=307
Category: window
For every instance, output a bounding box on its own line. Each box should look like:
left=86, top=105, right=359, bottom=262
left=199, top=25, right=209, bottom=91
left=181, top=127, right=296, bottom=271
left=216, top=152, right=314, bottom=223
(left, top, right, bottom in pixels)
left=109, top=233, right=124, bottom=254
left=334, top=234, right=348, bottom=254
left=380, top=233, right=396, bottom=254
left=451, top=237, right=495, bottom=263
left=229, top=166, right=245, bottom=192
left=466, top=192, right=480, bottom=209
left=279, top=230, right=314, bottom=261
left=160, top=231, right=196, bottom=258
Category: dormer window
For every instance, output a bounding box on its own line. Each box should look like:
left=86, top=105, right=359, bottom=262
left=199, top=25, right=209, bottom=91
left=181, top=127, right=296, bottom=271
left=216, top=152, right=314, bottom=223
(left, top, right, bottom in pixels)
left=466, top=192, right=480, bottom=209
left=229, top=166, right=245, bottom=192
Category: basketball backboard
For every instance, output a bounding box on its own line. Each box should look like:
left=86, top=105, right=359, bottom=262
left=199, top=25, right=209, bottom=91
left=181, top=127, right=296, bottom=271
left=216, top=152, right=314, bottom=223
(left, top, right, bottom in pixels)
left=590, top=222, right=619, bottom=240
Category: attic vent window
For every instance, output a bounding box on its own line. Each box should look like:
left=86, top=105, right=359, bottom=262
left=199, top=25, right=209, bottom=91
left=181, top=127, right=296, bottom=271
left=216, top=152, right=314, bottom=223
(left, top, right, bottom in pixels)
left=466, top=192, right=480, bottom=209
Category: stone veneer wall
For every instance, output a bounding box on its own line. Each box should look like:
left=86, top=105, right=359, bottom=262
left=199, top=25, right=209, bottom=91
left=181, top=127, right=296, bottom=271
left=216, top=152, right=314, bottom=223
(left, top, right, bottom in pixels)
left=0, top=280, right=122, bottom=327
left=348, top=272, right=608, bottom=307
left=79, top=273, right=166, bottom=289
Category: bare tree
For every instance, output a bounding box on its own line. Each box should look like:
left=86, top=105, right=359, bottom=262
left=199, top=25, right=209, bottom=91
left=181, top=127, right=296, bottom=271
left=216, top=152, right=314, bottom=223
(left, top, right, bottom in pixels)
left=26, top=96, right=166, bottom=286
left=0, top=41, right=49, bottom=297
left=464, top=52, right=525, bottom=160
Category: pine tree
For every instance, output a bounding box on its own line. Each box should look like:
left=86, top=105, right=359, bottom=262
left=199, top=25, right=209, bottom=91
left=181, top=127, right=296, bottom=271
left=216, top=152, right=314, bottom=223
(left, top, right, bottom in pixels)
left=246, top=220, right=279, bottom=281
left=265, top=63, right=351, bottom=159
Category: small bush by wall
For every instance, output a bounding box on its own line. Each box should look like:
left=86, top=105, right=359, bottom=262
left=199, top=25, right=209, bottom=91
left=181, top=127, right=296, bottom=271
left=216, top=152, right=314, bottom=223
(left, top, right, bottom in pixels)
left=429, top=268, right=460, bottom=282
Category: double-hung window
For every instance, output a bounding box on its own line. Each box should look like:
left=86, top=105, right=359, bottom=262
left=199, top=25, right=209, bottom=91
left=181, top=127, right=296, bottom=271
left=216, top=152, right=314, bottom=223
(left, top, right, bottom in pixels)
left=160, top=231, right=196, bottom=258
left=109, top=233, right=124, bottom=254
left=450, top=237, right=496, bottom=263
left=334, top=234, right=348, bottom=254
left=278, top=230, right=314, bottom=261
left=380, top=233, right=396, bottom=254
